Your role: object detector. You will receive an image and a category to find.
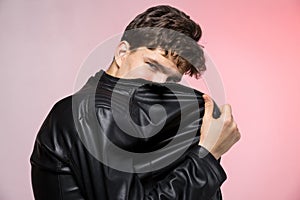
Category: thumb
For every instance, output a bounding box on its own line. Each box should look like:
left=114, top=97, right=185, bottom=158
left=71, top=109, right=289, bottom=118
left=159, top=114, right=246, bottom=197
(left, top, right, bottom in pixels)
left=202, top=94, right=214, bottom=118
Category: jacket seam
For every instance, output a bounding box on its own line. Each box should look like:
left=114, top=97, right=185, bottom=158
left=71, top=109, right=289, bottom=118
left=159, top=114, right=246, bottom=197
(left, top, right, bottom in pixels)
left=57, top=173, right=63, bottom=200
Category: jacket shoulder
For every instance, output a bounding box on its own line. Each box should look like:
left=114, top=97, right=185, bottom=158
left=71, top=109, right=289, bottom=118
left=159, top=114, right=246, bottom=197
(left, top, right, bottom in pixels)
left=30, top=95, right=78, bottom=171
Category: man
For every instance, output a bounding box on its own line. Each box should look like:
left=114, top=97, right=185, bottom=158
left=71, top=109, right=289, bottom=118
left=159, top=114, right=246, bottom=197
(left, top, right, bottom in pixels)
left=30, top=5, right=240, bottom=200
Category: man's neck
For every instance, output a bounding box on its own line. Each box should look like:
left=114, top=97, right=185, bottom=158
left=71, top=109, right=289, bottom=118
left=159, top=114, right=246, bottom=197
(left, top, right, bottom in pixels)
left=105, top=62, right=118, bottom=77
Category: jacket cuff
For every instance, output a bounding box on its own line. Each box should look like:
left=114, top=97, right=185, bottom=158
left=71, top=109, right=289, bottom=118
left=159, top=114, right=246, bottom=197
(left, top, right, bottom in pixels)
left=188, top=146, right=227, bottom=185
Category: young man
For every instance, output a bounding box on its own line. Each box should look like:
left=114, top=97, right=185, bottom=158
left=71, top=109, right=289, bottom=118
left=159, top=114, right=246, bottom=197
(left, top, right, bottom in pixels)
left=30, top=5, right=240, bottom=200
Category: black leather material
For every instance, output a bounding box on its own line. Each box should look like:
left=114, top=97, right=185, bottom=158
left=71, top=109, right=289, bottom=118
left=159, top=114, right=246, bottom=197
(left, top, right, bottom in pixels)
left=30, top=70, right=226, bottom=200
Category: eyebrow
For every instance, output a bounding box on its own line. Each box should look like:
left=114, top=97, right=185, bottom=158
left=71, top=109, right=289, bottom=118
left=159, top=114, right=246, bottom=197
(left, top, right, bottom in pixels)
left=147, top=58, right=182, bottom=82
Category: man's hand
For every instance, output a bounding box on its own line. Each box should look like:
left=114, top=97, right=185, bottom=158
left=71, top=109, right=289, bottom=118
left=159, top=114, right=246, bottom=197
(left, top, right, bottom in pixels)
left=199, top=94, right=241, bottom=160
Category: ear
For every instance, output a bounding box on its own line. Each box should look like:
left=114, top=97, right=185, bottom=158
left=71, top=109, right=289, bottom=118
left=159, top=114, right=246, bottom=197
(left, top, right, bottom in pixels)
left=114, top=41, right=130, bottom=68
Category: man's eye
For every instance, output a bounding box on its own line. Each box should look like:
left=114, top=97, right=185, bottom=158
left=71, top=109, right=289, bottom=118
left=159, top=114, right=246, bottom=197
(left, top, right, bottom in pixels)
left=146, top=62, right=158, bottom=70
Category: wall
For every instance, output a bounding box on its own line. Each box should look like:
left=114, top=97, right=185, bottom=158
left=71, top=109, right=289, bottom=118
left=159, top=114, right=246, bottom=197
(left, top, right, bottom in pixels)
left=0, top=0, right=299, bottom=199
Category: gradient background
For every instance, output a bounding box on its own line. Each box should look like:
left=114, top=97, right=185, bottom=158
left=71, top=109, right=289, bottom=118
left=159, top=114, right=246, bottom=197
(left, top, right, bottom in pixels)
left=1, top=0, right=300, bottom=199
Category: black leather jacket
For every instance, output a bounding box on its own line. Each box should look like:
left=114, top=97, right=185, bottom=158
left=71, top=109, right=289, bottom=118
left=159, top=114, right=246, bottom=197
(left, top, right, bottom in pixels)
left=30, top=70, right=226, bottom=200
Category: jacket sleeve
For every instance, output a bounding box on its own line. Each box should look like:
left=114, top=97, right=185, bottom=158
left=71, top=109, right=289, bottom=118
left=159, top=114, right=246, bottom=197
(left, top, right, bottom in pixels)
left=30, top=99, right=86, bottom=200
left=31, top=135, right=225, bottom=200
left=30, top=97, right=226, bottom=200
left=31, top=165, right=85, bottom=200
left=140, top=146, right=226, bottom=200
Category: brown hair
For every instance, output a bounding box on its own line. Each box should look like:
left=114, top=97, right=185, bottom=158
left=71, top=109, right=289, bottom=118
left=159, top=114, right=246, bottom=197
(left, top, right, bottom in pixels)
left=121, top=5, right=206, bottom=79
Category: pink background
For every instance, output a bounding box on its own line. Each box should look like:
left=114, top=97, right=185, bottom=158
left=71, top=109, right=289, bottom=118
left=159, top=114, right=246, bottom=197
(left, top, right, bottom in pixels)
left=1, top=0, right=300, bottom=199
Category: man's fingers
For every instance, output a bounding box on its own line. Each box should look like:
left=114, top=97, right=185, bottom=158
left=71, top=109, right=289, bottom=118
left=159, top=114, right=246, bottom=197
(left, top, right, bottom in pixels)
left=202, top=94, right=214, bottom=119
left=220, top=104, right=232, bottom=120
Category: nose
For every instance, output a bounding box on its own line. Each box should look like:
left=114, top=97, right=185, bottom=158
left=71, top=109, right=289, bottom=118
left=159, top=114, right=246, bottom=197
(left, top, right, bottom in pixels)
left=152, top=73, right=168, bottom=83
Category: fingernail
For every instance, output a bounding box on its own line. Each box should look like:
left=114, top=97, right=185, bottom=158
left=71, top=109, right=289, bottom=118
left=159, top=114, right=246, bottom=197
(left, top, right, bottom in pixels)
left=203, top=95, right=209, bottom=101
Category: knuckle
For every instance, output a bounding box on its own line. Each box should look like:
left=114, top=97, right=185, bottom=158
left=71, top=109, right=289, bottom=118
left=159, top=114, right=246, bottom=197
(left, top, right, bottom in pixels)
left=232, top=122, right=237, bottom=130
left=235, top=131, right=241, bottom=141
left=229, top=114, right=233, bottom=122
left=224, top=118, right=232, bottom=126
left=226, top=104, right=232, bottom=109
left=225, top=104, right=232, bottom=111
left=223, top=105, right=232, bottom=117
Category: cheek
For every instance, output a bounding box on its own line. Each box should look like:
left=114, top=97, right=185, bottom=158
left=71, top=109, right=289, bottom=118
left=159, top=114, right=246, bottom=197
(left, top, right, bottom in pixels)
left=126, top=67, right=156, bottom=80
